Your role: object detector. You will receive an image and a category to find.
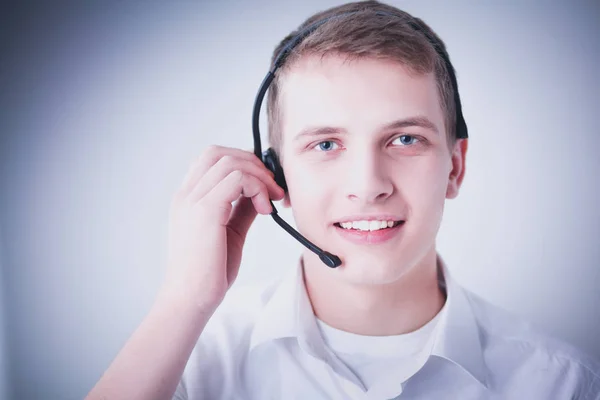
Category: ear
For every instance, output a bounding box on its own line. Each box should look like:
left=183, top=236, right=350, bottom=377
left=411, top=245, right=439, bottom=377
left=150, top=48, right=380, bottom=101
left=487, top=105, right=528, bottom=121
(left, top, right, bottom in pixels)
left=446, top=139, right=468, bottom=199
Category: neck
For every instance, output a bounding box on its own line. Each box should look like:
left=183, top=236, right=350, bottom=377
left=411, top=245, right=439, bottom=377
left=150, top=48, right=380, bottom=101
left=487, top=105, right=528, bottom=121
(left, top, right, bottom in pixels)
left=303, top=248, right=446, bottom=336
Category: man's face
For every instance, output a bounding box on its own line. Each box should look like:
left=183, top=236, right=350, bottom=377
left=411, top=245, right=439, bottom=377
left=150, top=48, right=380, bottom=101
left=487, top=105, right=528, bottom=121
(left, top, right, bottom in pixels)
left=278, top=55, right=465, bottom=285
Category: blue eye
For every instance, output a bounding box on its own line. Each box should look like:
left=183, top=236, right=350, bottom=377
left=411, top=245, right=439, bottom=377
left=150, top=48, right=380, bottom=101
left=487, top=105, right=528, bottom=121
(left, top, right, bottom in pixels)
left=392, top=135, right=419, bottom=146
left=315, top=141, right=339, bottom=152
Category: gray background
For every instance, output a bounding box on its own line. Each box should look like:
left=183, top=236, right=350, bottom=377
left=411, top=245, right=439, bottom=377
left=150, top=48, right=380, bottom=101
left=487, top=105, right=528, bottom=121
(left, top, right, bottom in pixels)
left=1, top=1, right=599, bottom=399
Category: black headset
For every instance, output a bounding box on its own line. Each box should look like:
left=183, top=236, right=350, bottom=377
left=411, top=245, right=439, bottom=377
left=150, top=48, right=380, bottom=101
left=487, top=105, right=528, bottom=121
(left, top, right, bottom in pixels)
left=252, top=11, right=469, bottom=269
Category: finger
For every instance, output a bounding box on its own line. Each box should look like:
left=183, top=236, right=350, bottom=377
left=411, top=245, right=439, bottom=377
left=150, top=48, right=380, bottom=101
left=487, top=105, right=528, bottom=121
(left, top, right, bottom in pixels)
left=189, top=156, right=284, bottom=204
left=201, top=171, right=273, bottom=223
left=227, top=196, right=258, bottom=244
left=224, top=196, right=258, bottom=284
left=180, top=146, right=268, bottom=196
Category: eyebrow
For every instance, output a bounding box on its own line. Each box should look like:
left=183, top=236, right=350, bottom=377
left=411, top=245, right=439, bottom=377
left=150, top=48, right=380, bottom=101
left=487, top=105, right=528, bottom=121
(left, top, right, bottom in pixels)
left=382, top=116, right=439, bottom=135
left=293, top=116, right=439, bottom=141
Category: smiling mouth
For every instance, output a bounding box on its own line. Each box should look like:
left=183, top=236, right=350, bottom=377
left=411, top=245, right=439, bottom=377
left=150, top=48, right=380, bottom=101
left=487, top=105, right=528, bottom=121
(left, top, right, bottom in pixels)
left=333, top=220, right=404, bottom=232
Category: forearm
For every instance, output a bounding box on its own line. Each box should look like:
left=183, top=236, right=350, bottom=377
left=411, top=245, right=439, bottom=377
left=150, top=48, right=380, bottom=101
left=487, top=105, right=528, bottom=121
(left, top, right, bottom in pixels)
left=86, top=290, right=215, bottom=400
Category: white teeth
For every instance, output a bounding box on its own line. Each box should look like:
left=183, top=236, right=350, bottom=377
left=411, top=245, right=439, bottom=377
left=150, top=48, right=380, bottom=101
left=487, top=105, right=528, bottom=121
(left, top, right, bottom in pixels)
left=338, top=220, right=398, bottom=231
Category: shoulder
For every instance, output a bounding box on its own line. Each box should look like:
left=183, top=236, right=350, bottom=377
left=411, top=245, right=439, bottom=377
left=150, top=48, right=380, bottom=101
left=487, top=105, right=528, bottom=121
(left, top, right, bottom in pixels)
left=176, top=275, right=283, bottom=400
left=464, top=290, right=600, bottom=396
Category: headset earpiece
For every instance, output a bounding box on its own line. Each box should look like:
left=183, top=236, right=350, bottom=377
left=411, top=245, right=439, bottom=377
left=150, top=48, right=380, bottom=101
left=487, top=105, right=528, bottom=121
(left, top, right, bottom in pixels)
left=262, top=147, right=288, bottom=193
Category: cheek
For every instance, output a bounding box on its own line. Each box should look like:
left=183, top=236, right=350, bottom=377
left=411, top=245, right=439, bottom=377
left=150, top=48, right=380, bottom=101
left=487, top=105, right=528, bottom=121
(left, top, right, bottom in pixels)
left=285, top=163, right=336, bottom=236
left=403, top=160, right=449, bottom=223
left=285, top=162, right=334, bottom=206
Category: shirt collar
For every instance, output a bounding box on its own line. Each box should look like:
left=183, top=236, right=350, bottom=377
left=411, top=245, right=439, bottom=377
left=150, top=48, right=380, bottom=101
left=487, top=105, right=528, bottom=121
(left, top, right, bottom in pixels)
left=249, top=257, right=328, bottom=357
left=248, top=258, right=365, bottom=387
left=249, top=255, right=489, bottom=389
left=432, top=255, right=489, bottom=388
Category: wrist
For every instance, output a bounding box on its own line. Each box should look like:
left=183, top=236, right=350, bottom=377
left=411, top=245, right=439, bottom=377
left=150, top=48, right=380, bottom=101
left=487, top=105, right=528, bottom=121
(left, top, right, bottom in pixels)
left=154, top=283, right=221, bottom=323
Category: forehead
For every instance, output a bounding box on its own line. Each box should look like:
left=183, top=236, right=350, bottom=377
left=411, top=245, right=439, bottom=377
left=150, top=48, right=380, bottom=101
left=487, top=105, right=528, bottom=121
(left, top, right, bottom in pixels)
left=278, top=55, right=445, bottom=140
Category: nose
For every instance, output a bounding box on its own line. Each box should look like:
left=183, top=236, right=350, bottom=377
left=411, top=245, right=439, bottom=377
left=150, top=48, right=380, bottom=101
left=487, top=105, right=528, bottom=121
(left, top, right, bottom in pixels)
left=344, top=149, right=394, bottom=204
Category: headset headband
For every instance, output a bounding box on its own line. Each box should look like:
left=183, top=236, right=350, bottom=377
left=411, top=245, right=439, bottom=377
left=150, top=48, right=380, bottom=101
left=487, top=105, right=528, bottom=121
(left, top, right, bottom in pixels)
left=254, top=10, right=468, bottom=158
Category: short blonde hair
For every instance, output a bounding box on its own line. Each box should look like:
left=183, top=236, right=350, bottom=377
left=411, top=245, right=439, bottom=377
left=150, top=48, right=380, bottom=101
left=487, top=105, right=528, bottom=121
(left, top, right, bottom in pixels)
left=266, top=0, right=458, bottom=155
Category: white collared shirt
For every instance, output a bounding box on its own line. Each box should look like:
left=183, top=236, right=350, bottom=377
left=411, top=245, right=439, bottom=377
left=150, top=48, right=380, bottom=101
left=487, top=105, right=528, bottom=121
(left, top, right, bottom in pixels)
left=314, top=304, right=443, bottom=398
left=173, top=256, right=600, bottom=399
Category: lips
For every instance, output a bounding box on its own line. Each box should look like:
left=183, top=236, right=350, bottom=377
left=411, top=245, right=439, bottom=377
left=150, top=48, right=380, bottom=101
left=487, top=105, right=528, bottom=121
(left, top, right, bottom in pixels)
left=333, top=220, right=403, bottom=231
left=334, top=220, right=405, bottom=245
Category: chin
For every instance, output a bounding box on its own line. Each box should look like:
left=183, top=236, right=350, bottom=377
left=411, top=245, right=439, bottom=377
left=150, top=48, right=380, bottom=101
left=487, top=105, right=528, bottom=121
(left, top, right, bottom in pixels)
left=336, top=253, right=412, bottom=286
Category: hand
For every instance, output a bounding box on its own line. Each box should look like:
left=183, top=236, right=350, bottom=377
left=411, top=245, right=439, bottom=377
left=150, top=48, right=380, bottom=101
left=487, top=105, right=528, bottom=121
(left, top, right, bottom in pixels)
left=162, top=145, right=285, bottom=311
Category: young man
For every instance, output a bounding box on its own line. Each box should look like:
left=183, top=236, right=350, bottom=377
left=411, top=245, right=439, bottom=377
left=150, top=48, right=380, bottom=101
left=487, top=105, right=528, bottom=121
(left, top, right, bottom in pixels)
left=87, top=1, right=600, bottom=399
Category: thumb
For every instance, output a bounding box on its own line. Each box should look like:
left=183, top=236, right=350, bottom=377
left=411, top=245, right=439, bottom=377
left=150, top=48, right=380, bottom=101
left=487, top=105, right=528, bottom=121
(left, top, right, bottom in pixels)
left=225, top=197, right=259, bottom=284
left=227, top=196, right=259, bottom=246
